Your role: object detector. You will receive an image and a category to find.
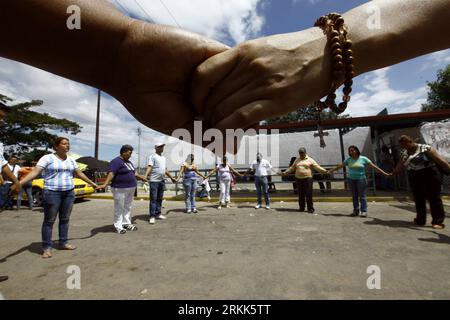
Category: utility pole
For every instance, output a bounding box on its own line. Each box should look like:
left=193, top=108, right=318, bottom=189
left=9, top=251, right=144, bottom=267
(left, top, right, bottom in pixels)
left=94, top=89, right=101, bottom=160
left=137, top=127, right=142, bottom=172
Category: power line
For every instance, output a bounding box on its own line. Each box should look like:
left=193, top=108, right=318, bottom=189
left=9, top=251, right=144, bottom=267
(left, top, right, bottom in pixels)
left=114, top=0, right=129, bottom=15
left=134, top=0, right=155, bottom=23
left=159, top=0, right=181, bottom=28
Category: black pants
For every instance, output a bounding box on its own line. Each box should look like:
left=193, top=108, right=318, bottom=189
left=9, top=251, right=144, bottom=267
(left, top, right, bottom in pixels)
left=408, top=166, right=445, bottom=225
left=296, top=178, right=314, bottom=211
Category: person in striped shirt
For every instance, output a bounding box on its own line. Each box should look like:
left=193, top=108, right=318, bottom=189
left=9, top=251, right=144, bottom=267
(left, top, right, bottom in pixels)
left=20, top=137, right=98, bottom=259
left=281, top=148, right=328, bottom=214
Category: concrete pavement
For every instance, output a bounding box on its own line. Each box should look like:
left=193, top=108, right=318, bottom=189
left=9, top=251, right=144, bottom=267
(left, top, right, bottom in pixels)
left=0, top=199, right=449, bottom=299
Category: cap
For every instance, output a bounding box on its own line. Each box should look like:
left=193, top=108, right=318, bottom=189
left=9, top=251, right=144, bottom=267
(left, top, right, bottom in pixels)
left=155, top=142, right=165, bottom=148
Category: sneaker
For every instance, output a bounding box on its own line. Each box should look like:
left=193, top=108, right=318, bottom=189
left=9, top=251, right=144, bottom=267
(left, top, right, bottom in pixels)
left=186, top=209, right=192, bottom=214
left=116, top=228, right=127, bottom=234
left=192, top=208, right=198, bottom=213
left=308, top=209, right=315, bottom=214
left=217, top=205, right=222, bottom=210
left=149, top=217, right=156, bottom=224
left=299, top=208, right=305, bottom=212
left=255, top=204, right=261, bottom=209
left=156, top=215, right=166, bottom=220
left=265, top=205, right=271, bottom=210
left=360, top=212, right=368, bottom=218
left=225, top=204, right=230, bottom=208
left=123, top=224, right=138, bottom=231
left=432, top=224, right=445, bottom=230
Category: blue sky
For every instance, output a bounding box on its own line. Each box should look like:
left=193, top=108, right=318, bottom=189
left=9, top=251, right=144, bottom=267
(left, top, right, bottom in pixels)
left=1, top=0, right=449, bottom=164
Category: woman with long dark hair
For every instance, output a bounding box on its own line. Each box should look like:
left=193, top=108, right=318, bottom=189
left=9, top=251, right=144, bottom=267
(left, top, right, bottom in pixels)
left=20, top=137, right=98, bottom=258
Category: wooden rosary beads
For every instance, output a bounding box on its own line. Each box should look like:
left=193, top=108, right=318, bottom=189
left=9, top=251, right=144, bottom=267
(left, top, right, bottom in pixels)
left=314, top=13, right=354, bottom=114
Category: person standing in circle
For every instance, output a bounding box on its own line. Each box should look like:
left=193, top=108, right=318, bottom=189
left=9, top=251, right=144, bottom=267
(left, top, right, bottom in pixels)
left=99, top=145, right=148, bottom=234
left=176, top=154, right=206, bottom=214
left=328, top=145, right=391, bottom=218
left=205, top=156, right=242, bottom=210
left=19, top=137, right=98, bottom=258
left=393, top=135, right=449, bottom=229
left=281, top=148, right=328, bottom=214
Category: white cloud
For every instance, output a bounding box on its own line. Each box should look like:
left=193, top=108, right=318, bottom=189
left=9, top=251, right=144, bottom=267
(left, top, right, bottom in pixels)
left=347, top=67, right=427, bottom=116
left=112, top=0, right=266, bottom=44
left=0, top=58, right=165, bottom=160
left=419, top=48, right=450, bottom=72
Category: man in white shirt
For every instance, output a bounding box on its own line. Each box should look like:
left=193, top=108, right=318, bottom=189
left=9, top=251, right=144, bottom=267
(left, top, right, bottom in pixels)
left=246, top=153, right=277, bottom=210
left=144, top=142, right=176, bottom=224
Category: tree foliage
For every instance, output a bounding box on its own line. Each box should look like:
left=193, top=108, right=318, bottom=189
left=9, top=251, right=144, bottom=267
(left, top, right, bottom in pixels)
left=0, top=94, right=82, bottom=155
left=267, top=104, right=350, bottom=124
left=421, top=64, right=450, bottom=111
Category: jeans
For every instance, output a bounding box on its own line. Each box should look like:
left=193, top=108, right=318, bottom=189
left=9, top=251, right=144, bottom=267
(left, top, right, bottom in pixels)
left=348, top=179, right=367, bottom=213
left=0, top=183, right=13, bottom=208
left=111, top=187, right=135, bottom=230
left=255, top=176, right=270, bottom=205
left=408, top=166, right=445, bottom=225
left=296, top=178, right=314, bottom=211
left=42, top=189, right=75, bottom=250
left=183, top=178, right=197, bottom=210
left=17, top=182, right=33, bottom=209
left=149, top=181, right=165, bottom=217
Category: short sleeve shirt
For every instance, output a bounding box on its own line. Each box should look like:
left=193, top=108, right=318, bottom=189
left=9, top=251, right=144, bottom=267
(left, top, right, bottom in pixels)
left=217, top=164, right=231, bottom=181
left=250, top=159, right=272, bottom=177
left=108, top=156, right=137, bottom=188
left=0, top=143, right=6, bottom=173
left=37, top=154, right=79, bottom=191
left=401, top=144, right=434, bottom=171
left=148, top=154, right=166, bottom=182
left=344, top=156, right=372, bottom=180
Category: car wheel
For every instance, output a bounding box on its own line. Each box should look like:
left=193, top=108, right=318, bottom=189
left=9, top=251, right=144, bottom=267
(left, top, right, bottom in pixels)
left=32, top=188, right=43, bottom=207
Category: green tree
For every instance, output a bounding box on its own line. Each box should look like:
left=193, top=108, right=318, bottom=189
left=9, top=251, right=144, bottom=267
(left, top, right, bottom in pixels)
left=0, top=94, right=81, bottom=155
left=421, top=64, right=450, bottom=111
left=267, top=104, right=350, bottom=124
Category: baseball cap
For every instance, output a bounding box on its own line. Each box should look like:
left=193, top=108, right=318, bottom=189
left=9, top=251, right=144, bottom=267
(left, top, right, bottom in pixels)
left=155, top=142, right=165, bottom=148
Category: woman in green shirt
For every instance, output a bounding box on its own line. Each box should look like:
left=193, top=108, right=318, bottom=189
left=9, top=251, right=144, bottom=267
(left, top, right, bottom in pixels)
left=329, top=146, right=391, bottom=217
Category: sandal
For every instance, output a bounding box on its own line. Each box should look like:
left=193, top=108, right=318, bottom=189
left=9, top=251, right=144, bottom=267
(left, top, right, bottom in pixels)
left=42, top=249, right=52, bottom=259
left=432, top=224, right=445, bottom=230
left=60, top=244, right=77, bottom=250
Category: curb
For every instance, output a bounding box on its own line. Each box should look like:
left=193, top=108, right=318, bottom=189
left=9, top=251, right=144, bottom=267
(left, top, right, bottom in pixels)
left=86, top=194, right=450, bottom=203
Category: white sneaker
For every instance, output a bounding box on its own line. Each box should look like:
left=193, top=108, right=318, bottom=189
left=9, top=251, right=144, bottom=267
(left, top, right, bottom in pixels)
left=255, top=204, right=261, bottom=209
left=225, top=203, right=230, bottom=208
left=156, top=215, right=167, bottom=220
left=217, top=205, right=222, bottom=210
left=360, top=212, right=368, bottom=218
left=192, top=208, right=198, bottom=213
left=186, top=209, right=192, bottom=214
left=149, top=217, right=155, bottom=224
left=265, top=205, right=270, bottom=210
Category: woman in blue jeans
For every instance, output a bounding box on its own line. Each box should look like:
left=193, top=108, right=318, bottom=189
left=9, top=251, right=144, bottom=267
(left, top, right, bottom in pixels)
left=176, top=154, right=206, bottom=213
left=20, top=137, right=98, bottom=258
left=329, top=146, right=391, bottom=217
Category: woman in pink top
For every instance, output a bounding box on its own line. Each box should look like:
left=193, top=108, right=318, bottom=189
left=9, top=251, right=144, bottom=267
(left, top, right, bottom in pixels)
left=282, top=148, right=327, bottom=213
left=205, top=156, right=242, bottom=209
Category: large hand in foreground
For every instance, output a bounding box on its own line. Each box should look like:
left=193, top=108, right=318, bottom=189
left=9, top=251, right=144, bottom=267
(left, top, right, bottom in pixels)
left=192, top=27, right=336, bottom=130
left=110, top=22, right=229, bottom=136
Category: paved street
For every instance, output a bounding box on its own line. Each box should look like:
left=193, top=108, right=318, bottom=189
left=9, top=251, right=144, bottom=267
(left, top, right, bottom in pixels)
left=0, top=199, right=449, bottom=299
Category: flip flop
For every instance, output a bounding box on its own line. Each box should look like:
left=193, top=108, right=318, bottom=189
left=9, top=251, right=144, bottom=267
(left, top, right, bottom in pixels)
left=42, top=249, right=52, bottom=259
left=60, top=244, right=77, bottom=250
